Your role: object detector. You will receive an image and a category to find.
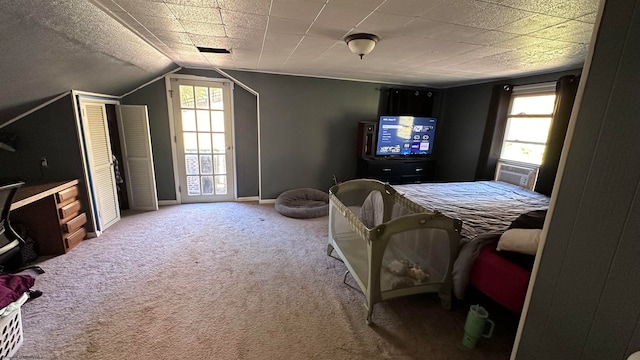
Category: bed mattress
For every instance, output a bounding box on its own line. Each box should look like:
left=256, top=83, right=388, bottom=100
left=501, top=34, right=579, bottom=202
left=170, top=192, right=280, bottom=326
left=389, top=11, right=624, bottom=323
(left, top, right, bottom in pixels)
left=393, top=181, right=550, bottom=241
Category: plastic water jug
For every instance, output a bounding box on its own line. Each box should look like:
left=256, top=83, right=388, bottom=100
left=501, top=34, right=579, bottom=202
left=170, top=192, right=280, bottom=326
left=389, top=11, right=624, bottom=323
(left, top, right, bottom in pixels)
left=463, top=304, right=495, bottom=349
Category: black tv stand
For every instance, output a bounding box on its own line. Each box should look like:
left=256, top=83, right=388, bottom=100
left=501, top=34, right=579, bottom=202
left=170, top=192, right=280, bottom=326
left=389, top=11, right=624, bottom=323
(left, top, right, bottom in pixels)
left=356, top=157, right=435, bottom=184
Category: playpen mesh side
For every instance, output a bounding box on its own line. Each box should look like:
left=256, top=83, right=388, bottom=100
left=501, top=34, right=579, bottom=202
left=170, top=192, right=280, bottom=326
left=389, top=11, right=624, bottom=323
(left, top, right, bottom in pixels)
left=380, top=227, right=452, bottom=292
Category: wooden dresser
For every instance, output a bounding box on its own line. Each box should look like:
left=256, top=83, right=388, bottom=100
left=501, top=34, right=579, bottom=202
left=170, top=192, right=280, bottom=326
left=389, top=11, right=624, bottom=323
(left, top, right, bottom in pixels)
left=11, top=179, right=88, bottom=255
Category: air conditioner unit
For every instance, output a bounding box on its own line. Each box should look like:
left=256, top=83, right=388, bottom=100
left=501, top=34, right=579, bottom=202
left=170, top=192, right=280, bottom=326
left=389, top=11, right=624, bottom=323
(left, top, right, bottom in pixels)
left=495, top=162, right=539, bottom=190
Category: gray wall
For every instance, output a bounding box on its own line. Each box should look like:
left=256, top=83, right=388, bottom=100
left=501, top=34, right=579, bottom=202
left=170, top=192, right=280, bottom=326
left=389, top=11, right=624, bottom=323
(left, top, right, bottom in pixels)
left=436, top=69, right=581, bottom=182
left=516, top=0, right=640, bottom=358
left=222, top=70, right=384, bottom=199
left=0, top=95, right=85, bottom=184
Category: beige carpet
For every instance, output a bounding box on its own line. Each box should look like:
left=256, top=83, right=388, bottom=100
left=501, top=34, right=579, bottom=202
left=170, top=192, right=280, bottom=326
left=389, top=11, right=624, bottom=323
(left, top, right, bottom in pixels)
left=15, top=202, right=515, bottom=359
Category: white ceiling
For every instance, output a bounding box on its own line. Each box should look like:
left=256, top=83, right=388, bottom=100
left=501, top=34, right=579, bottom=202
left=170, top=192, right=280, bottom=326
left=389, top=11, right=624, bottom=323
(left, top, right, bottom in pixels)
left=91, top=0, right=599, bottom=87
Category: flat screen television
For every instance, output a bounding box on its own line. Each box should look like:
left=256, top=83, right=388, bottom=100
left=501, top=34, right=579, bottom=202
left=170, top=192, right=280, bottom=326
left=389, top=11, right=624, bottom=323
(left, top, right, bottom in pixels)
left=375, top=115, right=437, bottom=156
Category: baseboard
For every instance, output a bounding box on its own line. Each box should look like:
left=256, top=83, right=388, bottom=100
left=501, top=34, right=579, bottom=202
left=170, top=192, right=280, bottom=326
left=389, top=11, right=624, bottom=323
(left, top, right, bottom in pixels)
left=259, top=199, right=276, bottom=204
left=158, top=200, right=178, bottom=206
left=237, top=196, right=259, bottom=202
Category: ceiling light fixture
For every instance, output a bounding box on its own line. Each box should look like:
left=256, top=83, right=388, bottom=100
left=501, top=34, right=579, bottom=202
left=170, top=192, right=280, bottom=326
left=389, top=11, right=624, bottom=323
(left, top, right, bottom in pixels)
left=344, top=33, right=379, bottom=59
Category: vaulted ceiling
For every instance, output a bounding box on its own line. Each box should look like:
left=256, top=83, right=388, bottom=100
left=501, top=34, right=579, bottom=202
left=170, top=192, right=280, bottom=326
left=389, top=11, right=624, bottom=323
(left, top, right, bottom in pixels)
left=0, top=0, right=599, bottom=125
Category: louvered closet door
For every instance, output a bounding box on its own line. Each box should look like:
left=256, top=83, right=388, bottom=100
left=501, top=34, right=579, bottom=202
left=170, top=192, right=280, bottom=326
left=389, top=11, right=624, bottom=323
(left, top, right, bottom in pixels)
left=116, top=105, right=158, bottom=211
left=81, top=102, right=120, bottom=231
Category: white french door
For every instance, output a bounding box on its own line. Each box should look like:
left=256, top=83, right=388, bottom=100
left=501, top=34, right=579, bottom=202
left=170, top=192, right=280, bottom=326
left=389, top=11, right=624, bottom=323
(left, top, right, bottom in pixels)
left=171, top=79, right=235, bottom=202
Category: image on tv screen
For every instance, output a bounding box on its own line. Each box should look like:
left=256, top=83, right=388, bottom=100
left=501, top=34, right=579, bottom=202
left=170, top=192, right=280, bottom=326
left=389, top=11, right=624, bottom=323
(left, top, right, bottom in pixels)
left=376, top=116, right=437, bottom=156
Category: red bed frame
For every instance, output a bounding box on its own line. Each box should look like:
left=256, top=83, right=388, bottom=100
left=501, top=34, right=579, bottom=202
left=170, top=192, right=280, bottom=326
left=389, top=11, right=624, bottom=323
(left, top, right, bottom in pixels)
left=468, top=243, right=532, bottom=313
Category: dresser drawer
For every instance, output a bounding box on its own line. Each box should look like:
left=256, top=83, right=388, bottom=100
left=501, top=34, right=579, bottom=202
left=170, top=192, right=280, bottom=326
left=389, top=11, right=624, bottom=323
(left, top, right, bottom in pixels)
left=62, top=212, right=87, bottom=233
left=56, top=185, right=79, bottom=203
left=59, top=200, right=81, bottom=219
left=64, top=227, right=86, bottom=251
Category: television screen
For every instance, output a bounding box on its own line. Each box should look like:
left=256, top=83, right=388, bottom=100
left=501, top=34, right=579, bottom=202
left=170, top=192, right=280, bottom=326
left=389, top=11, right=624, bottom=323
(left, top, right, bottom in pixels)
left=375, top=116, right=437, bottom=156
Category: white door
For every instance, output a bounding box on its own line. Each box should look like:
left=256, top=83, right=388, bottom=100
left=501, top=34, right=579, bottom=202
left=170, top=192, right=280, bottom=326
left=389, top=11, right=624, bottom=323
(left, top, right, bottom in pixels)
left=116, top=105, right=159, bottom=211
left=171, top=79, right=235, bottom=202
left=80, top=101, right=120, bottom=231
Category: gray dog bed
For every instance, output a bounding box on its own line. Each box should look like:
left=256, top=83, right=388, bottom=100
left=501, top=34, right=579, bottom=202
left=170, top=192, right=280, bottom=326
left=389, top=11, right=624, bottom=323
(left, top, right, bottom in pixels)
left=275, top=188, right=329, bottom=219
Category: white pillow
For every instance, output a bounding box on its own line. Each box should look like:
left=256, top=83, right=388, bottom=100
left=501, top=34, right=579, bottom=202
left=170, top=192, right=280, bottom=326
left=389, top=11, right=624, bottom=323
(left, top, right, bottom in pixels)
left=497, top=229, right=542, bottom=255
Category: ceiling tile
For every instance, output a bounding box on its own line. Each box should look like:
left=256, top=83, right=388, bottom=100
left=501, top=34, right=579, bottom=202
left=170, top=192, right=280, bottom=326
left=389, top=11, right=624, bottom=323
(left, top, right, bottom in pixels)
left=313, top=3, right=373, bottom=28
left=528, top=20, right=595, bottom=43
left=324, top=0, right=386, bottom=11
left=464, top=30, right=520, bottom=46
left=227, top=37, right=263, bottom=51
left=355, top=11, right=414, bottom=36
left=419, top=0, right=486, bottom=25
left=547, top=0, right=600, bottom=20
left=147, top=30, right=193, bottom=45
left=128, top=14, right=185, bottom=31
left=220, top=10, right=268, bottom=31
left=217, top=0, right=272, bottom=15
left=575, top=12, right=598, bottom=24
left=377, top=0, right=445, bottom=17
left=288, top=36, right=341, bottom=59
left=162, top=0, right=217, bottom=7
left=165, top=4, right=223, bottom=23
left=494, top=0, right=599, bottom=19
left=401, top=19, right=485, bottom=42
left=267, top=17, right=313, bottom=35
left=464, top=3, right=533, bottom=30
left=180, top=20, right=226, bottom=36
left=497, top=13, right=568, bottom=35
left=492, top=35, right=547, bottom=51
left=224, top=25, right=265, bottom=39
left=188, top=34, right=230, bottom=48
left=111, top=0, right=174, bottom=17
left=270, top=0, right=327, bottom=21
left=163, top=41, right=199, bottom=52
left=306, top=22, right=353, bottom=41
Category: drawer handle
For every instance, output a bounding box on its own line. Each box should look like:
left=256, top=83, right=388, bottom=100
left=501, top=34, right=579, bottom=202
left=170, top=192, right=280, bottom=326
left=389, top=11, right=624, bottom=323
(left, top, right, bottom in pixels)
left=382, top=168, right=392, bottom=172
left=415, top=168, right=423, bottom=172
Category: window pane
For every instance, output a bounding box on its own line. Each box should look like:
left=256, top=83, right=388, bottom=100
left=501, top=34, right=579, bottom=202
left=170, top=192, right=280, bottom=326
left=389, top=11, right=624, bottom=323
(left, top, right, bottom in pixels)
left=510, top=95, right=556, bottom=115
left=214, top=175, right=227, bottom=194
left=213, top=154, right=226, bottom=175
left=185, top=155, right=199, bottom=175
left=505, top=117, right=552, bottom=143
left=200, top=155, right=213, bottom=175
left=187, top=176, right=200, bottom=195
left=198, top=133, right=212, bottom=153
left=196, top=110, right=210, bottom=131
left=180, top=86, right=194, bottom=108
left=201, top=176, right=214, bottom=195
left=500, top=142, right=546, bottom=165
left=211, top=111, right=225, bottom=132
left=195, top=87, right=209, bottom=109
left=181, top=110, right=196, bottom=131
left=212, top=133, right=226, bottom=153
left=183, top=132, right=198, bottom=153
left=210, top=88, right=224, bottom=110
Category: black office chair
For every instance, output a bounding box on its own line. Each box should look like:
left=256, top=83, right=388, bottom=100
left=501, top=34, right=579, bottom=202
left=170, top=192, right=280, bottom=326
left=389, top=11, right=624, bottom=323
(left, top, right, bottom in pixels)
left=0, top=182, right=44, bottom=274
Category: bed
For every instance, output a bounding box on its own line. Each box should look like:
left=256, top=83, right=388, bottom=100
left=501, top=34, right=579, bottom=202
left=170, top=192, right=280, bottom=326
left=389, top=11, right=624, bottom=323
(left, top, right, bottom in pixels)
left=393, top=181, right=550, bottom=313
left=327, top=179, right=549, bottom=323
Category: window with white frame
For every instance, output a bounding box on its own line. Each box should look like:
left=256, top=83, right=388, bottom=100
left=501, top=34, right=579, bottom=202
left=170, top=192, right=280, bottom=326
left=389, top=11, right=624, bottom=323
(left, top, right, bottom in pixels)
left=500, top=83, right=557, bottom=165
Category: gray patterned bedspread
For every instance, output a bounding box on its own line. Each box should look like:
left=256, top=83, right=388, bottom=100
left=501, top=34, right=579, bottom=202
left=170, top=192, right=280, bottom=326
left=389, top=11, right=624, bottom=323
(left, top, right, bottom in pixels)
left=393, top=181, right=550, bottom=300
left=393, top=181, right=550, bottom=241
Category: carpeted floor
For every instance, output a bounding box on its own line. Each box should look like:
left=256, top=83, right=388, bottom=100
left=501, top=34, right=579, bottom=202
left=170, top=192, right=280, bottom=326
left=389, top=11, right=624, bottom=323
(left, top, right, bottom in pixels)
left=15, top=203, right=517, bottom=359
